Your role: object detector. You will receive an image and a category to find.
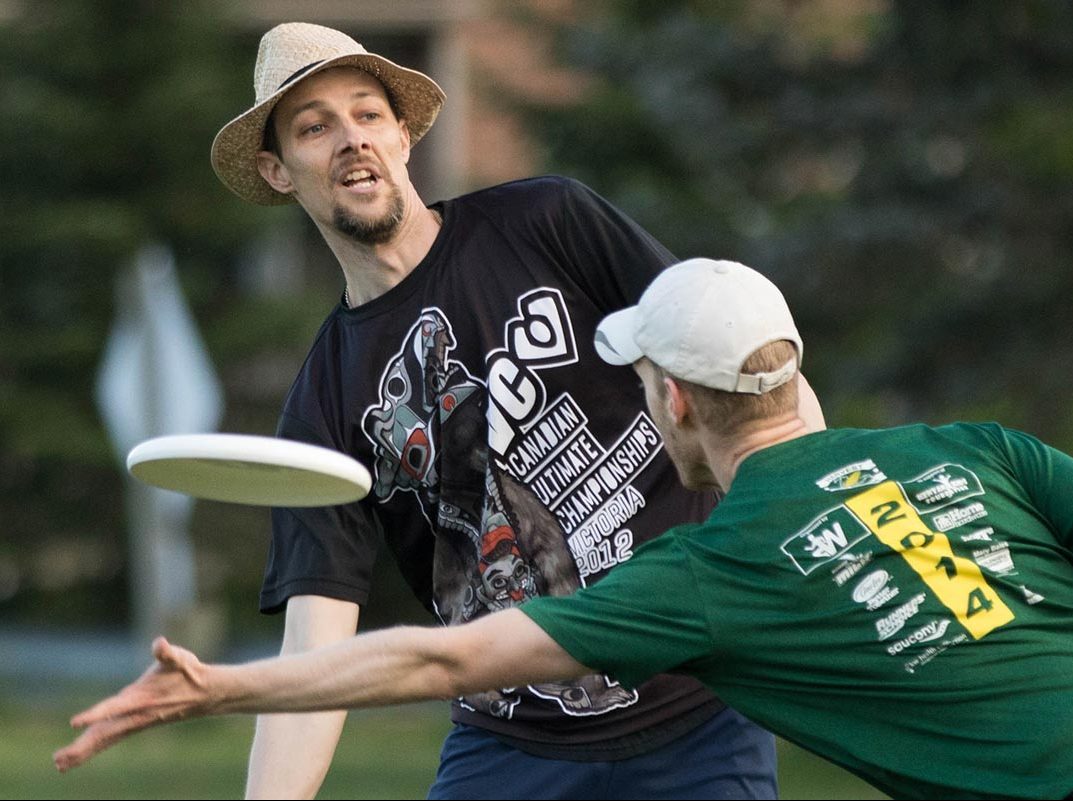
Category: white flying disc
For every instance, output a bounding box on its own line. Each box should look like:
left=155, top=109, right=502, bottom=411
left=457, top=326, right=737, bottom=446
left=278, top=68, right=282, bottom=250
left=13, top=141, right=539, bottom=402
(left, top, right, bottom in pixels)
left=126, top=434, right=372, bottom=507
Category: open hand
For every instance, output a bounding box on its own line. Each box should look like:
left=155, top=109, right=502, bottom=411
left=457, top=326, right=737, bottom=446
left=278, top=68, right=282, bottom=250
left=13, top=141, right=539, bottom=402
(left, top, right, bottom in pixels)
left=53, top=637, right=212, bottom=772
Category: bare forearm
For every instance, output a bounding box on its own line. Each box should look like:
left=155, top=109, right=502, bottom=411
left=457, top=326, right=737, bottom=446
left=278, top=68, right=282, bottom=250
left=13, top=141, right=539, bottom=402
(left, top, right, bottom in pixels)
left=215, top=626, right=459, bottom=715
left=53, top=610, right=589, bottom=773
left=245, top=711, right=345, bottom=799
left=215, top=613, right=587, bottom=715
left=243, top=594, right=359, bottom=798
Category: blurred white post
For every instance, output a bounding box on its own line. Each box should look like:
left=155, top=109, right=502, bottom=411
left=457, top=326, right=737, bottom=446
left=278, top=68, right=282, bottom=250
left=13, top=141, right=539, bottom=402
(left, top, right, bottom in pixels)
left=95, top=244, right=224, bottom=648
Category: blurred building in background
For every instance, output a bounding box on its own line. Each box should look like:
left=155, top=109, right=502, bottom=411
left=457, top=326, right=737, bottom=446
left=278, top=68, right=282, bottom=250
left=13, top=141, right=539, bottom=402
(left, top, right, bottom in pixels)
left=226, top=0, right=585, bottom=299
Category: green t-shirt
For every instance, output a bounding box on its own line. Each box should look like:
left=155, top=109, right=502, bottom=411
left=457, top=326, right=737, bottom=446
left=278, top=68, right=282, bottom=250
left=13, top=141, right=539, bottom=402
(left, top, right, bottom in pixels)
left=521, top=423, right=1073, bottom=800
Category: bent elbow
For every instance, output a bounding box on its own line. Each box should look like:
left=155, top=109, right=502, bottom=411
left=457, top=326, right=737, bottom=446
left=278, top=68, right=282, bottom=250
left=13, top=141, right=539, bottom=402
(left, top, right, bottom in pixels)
left=420, top=629, right=474, bottom=700
left=437, top=665, right=468, bottom=701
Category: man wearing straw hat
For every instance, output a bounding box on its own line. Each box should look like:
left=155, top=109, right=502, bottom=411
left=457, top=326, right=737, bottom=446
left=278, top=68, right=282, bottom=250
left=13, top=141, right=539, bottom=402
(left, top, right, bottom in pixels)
left=207, top=22, right=809, bottom=799
left=56, top=259, right=1073, bottom=799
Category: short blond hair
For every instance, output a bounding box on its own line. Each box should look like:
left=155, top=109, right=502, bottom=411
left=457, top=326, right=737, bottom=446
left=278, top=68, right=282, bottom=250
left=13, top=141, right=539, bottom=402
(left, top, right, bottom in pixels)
left=655, top=340, right=799, bottom=435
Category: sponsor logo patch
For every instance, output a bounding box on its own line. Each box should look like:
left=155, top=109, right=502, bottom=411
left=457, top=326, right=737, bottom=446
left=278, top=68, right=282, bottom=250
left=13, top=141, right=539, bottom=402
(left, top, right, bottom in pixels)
left=973, top=542, right=1017, bottom=576
left=903, top=632, right=968, bottom=674
left=832, top=552, right=873, bottom=587
left=886, top=619, right=952, bottom=655
left=960, top=527, right=994, bottom=543
left=816, top=459, right=887, bottom=493
left=931, top=502, right=987, bottom=532
left=852, top=570, right=891, bottom=604
left=851, top=570, right=900, bottom=610
left=875, top=593, right=927, bottom=640
left=903, top=464, right=984, bottom=512
left=782, top=506, right=872, bottom=575
left=1020, top=585, right=1045, bottom=605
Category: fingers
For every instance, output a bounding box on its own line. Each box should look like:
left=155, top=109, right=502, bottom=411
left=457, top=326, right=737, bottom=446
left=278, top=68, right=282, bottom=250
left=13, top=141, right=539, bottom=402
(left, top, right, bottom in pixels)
left=53, top=709, right=160, bottom=772
left=54, top=637, right=211, bottom=773
left=58, top=686, right=194, bottom=772
left=53, top=722, right=110, bottom=772
left=69, top=639, right=201, bottom=728
left=70, top=694, right=129, bottom=729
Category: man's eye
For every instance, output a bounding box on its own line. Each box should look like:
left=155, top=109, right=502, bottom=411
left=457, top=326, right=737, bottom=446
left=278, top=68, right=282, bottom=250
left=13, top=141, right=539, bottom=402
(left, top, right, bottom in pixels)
left=302, top=123, right=325, bottom=135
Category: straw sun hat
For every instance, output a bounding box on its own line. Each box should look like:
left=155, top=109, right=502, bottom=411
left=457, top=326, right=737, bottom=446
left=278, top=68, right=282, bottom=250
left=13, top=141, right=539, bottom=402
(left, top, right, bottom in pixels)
left=210, top=22, right=446, bottom=206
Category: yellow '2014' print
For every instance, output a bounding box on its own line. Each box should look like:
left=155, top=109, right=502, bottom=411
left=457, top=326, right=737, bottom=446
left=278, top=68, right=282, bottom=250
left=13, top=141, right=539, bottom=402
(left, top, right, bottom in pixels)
left=845, top=481, right=1013, bottom=639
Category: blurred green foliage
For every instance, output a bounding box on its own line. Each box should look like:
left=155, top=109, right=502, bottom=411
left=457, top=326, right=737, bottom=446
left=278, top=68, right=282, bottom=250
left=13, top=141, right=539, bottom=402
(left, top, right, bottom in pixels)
left=0, top=0, right=275, bottom=458
left=0, top=0, right=305, bottom=629
left=3, top=0, right=1073, bottom=646
left=0, top=1, right=441, bottom=637
left=525, top=0, right=1073, bottom=440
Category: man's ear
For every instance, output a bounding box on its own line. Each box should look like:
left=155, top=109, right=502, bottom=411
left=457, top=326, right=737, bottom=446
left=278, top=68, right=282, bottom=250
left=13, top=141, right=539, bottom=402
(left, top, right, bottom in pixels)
left=256, top=150, right=294, bottom=196
left=664, top=377, right=693, bottom=426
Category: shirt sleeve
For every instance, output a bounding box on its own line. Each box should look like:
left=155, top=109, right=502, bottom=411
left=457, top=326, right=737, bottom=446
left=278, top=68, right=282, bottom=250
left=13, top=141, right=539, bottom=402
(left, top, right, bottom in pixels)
left=549, top=177, right=677, bottom=311
left=519, top=532, right=711, bottom=689
left=986, top=425, right=1073, bottom=550
left=259, top=411, right=383, bottom=614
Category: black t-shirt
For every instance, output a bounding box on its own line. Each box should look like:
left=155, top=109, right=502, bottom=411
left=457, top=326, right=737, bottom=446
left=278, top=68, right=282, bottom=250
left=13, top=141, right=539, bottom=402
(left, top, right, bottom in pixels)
left=264, top=176, right=724, bottom=756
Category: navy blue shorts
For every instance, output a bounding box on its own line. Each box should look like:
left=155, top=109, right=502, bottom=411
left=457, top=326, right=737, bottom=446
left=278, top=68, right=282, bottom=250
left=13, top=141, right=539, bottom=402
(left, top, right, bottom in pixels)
left=427, top=706, right=777, bottom=800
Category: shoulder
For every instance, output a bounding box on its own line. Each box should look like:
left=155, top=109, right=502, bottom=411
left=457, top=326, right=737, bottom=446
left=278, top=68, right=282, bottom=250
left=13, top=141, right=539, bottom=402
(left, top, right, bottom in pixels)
left=448, top=175, right=600, bottom=216
left=834, top=422, right=1021, bottom=468
left=935, top=421, right=1047, bottom=458
left=279, top=308, right=347, bottom=410
left=826, top=422, right=991, bottom=446
left=296, top=308, right=347, bottom=368
left=912, top=421, right=1010, bottom=450
left=622, top=524, right=700, bottom=573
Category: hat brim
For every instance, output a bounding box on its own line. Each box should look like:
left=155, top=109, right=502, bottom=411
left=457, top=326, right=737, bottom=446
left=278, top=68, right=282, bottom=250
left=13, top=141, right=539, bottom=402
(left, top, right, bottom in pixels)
left=594, top=307, right=644, bottom=366
left=211, top=53, right=445, bottom=206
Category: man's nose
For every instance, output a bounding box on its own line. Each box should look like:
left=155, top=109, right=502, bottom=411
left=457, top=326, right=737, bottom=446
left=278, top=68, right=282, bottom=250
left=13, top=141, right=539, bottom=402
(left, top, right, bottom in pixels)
left=337, top=119, right=371, bottom=154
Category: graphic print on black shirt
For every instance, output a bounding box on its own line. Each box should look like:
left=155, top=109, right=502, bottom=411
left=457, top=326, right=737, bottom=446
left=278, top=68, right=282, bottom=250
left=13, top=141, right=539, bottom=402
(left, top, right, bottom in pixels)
left=266, top=178, right=722, bottom=749
left=361, top=303, right=637, bottom=718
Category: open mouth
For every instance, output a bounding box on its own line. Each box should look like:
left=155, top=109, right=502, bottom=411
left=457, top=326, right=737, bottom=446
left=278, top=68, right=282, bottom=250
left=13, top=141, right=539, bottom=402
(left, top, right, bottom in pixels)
left=341, top=168, right=378, bottom=189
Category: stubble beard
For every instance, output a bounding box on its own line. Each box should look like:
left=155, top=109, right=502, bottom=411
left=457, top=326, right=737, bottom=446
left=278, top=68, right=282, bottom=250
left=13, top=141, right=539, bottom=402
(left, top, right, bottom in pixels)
left=662, top=426, right=718, bottom=493
left=332, top=181, right=406, bottom=245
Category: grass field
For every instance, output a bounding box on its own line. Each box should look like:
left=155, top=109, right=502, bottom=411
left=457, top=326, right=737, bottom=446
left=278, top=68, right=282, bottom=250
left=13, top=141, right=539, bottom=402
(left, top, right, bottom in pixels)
left=4, top=682, right=887, bottom=799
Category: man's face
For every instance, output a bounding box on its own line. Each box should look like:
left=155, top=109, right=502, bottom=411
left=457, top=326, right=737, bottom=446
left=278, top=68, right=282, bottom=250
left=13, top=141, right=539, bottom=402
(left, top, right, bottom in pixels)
left=261, top=67, right=411, bottom=244
left=634, top=359, right=716, bottom=492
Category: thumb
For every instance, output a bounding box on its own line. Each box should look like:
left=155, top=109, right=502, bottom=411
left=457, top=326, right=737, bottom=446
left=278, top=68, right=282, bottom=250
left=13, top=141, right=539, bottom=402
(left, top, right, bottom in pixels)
left=152, top=636, right=176, bottom=665
left=152, top=637, right=208, bottom=690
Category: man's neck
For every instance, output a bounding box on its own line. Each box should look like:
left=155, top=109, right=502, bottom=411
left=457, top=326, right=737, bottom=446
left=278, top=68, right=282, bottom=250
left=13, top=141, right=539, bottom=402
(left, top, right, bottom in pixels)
left=320, top=186, right=442, bottom=307
left=704, top=413, right=823, bottom=492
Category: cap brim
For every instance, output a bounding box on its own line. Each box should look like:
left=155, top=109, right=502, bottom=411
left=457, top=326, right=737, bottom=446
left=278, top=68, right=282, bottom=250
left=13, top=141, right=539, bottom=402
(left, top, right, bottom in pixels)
left=594, top=307, right=644, bottom=366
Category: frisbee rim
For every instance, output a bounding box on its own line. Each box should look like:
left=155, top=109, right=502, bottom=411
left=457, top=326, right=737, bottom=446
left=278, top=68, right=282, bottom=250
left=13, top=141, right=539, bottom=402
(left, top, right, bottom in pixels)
left=126, top=433, right=372, bottom=506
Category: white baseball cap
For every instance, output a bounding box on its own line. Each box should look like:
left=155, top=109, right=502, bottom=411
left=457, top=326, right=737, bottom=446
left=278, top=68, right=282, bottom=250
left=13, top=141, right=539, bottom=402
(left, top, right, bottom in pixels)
left=594, top=258, right=803, bottom=394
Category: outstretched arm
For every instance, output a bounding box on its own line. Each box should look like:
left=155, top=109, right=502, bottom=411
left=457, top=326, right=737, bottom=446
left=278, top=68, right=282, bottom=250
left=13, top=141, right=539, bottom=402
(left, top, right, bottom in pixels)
left=53, top=609, right=588, bottom=772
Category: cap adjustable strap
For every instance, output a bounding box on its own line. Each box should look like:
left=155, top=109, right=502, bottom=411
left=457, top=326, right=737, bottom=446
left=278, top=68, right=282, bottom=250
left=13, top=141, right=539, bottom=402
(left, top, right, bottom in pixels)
left=733, top=357, right=798, bottom=395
